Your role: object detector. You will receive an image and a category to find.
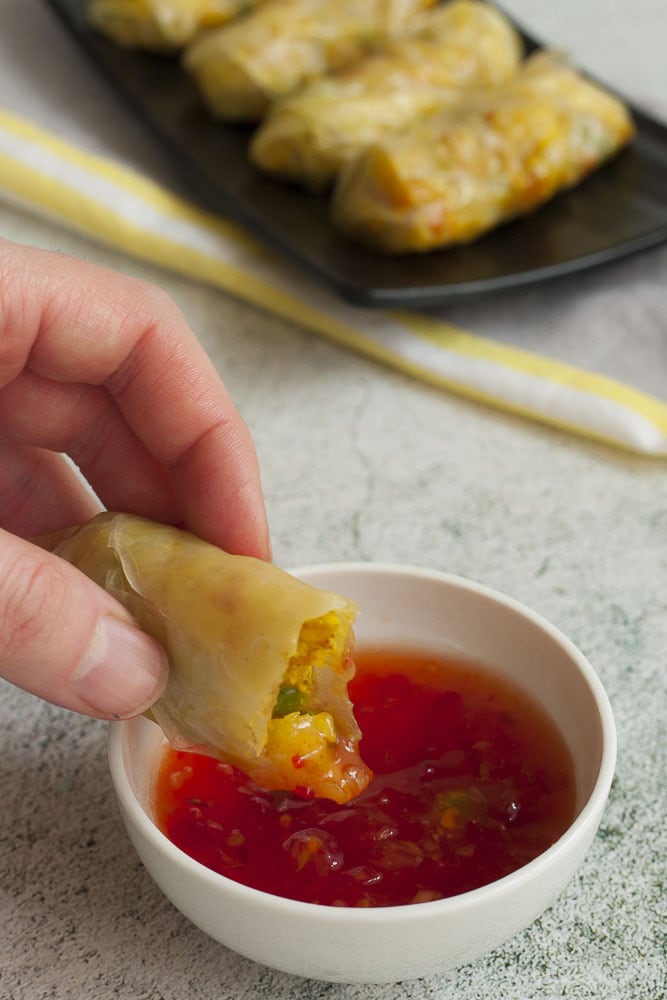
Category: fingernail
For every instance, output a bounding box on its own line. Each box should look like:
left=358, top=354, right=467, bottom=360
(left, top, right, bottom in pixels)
left=72, top=615, right=168, bottom=719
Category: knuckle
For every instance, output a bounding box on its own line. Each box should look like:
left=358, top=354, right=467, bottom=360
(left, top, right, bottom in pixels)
left=0, top=550, right=69, bottom=661
left=125, top=278, right=182, bottom=333
left=106, top=282, right=186, bottom=396
left=0, top=259, right=32, bottom=385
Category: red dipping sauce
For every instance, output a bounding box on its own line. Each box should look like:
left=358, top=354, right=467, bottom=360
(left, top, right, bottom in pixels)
left=155, top=650, right=576, bottom=907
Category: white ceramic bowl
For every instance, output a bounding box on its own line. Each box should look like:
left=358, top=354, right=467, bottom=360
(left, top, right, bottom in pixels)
left=108, top=564, right=616, bottom=984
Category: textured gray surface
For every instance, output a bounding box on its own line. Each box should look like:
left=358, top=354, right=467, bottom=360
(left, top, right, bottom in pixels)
left=1, top=0, right=667, bottom=994
left=1, top=206, right=666, bottom=1000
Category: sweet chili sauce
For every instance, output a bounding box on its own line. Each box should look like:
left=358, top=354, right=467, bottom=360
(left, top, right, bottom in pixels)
left=155, top=649, right=576, bottom=907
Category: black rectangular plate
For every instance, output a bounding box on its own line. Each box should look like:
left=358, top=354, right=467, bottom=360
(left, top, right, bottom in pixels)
left=46, top=0, right=667, bottom=308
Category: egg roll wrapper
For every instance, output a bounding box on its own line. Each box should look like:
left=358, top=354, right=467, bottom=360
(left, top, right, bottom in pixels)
left=331, top=52, right=635, bottom=254
left=88, top=0, right=259, bottom=51
left=52, top=512, right=370, bottom=802
left=183, top=0, right=435, bottom=122
left=250, top=0, right=522, bottom=191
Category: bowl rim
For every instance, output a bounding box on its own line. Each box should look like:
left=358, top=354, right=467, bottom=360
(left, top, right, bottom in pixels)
left=108, top=562, right=617, bottom=922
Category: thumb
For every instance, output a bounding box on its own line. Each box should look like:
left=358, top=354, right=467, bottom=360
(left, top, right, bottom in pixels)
left=0, top=529, right=168, bottom=719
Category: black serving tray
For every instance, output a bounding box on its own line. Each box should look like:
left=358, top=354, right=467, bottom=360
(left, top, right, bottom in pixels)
left=46, top=0, right=667, bottom=308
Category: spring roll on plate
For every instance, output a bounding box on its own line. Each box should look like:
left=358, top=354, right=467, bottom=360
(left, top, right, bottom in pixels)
left=332, top=52, right=635, bottom=254
left=87, top=0, right=258, bottom=51
left=184, top=0, right=435, bottom=122
left=50, top=512, right=371, bottom=804
left=250, top=0, right=523, bottom=191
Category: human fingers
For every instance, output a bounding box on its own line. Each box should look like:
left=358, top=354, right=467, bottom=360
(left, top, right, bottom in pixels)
left=0, top=438, right=100, bottom=538
left=0, top=527, right=168, bottom=719
left=0, top=370, right=178, bottom=526
left=0, top=239, right=270, bottom=558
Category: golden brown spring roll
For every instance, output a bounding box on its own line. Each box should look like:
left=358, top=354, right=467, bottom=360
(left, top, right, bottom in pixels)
left=250, top=0, right=522, bottom=191
left=331, top=52, right=635, bottom=254
left=87, top=0, right=258, bottom=51
left=51, top=512, right=371, bottom=804
left=183, top=0, right=435, bottom=122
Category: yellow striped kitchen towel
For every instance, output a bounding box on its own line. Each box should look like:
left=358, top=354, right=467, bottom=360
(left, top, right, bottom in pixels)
left=1, top=103, right=666, bottom=456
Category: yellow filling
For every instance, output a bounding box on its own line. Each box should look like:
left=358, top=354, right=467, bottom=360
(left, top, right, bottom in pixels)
left=281, top=610, right=343, bottom=694
left=265, top=711, right=338, bottom=769
left=266, top=611, right=347, bottom=765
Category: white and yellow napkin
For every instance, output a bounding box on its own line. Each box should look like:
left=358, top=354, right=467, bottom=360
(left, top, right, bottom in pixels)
left=1, top=0, right=666, bottom=455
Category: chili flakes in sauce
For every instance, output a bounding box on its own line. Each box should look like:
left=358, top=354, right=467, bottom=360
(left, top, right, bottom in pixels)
left=155, top=649, right=576, bottom=907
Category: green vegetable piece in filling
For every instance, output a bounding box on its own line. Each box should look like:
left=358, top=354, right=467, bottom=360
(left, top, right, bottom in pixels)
left=273, top=684, right=308, bottom=718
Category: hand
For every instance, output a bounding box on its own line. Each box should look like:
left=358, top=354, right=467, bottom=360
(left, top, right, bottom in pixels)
left=0, top=238, right=270, bottom=720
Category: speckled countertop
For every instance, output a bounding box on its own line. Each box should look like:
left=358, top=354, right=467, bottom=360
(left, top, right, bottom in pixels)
left=1, top=1, right=666, bottom=997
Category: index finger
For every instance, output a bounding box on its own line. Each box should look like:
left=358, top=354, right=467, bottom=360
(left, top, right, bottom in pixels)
left=0, top=239, right=270, bottom=557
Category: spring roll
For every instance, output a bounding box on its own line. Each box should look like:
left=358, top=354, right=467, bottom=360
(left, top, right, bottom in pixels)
left=51, top=512, right=371, bottom=804
left=183, top=0, right=435, bottom=122
left=331, top=52, right=635, bottom=254
left=250, top=0, right=522, bottom=191
left=87, top=0, right=258, bottom=51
